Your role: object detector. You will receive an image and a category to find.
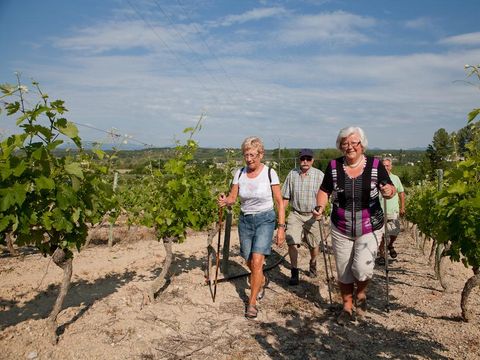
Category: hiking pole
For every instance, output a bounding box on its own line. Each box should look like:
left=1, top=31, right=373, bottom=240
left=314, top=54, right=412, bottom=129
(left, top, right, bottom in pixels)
left=322, top=222, right=335, bottom=283
left=381, top=184, right=390, bottom=313
left=316, top=207, right=333, bottom=306
left=213, top=206, right=223, bottom=302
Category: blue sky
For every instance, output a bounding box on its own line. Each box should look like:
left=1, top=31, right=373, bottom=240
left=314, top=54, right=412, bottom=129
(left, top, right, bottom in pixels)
left=1, top=0, right=479, bottom=149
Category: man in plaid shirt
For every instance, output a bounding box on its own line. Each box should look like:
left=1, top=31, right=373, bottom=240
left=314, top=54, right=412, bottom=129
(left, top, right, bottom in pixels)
left=282, top=149, right=325, bottom=285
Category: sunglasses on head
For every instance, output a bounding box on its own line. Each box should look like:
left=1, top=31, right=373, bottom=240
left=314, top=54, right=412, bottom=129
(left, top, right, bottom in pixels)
left=300, top=156, right=313, bottom=161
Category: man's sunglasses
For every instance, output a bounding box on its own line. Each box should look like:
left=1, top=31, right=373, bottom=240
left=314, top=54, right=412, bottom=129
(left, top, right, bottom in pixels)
left=300, top=156, right=313, bottom=161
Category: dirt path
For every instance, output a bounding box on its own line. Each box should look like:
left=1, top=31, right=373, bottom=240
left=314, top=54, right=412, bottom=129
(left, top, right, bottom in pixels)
left=0, top=224, right=479, bottom=359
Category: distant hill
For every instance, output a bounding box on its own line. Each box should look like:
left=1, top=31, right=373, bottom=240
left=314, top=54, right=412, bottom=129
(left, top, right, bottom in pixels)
left=59, top=141, right=147, bottom=151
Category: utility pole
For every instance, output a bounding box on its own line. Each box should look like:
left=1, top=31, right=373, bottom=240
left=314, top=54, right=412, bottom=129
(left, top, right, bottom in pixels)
left=277, top=139, right=281, bottom=176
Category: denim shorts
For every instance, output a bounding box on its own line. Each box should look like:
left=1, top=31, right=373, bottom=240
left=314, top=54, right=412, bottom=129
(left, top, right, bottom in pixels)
left=238, top=209, right=276, bottom=260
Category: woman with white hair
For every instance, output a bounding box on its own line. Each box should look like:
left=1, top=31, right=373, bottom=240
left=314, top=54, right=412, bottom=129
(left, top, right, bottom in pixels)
left=313, top=126, right=396, bottom=324
left=218, top=136, right=285, bottom=319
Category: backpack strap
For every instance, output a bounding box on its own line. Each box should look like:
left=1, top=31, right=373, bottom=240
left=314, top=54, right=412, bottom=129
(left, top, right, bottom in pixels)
left=238, top=166, right=273, bottom=185
left=371, top=157, right=379, bottom=183
left=237, top=167, right=245, bottom=182
left=331, top=159, right=338, bottom=189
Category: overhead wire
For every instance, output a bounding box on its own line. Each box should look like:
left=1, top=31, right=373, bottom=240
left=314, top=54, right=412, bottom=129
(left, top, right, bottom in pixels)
left=72, top=121, right=156, bottom=147
left=124, top=0, right=219, bottom=100
left=152, top=0, right=242, bottom=103
left=152, top=1, right=222, bottom=86
left=175, top=0, right=244, bottom=98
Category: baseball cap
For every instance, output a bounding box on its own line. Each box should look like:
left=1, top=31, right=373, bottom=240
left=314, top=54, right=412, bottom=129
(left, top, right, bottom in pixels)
left=298, top=148, right=314, bottom=158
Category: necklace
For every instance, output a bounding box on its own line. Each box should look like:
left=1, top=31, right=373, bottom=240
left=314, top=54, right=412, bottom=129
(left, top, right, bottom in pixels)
left=344, top=155, right=365, bottom=169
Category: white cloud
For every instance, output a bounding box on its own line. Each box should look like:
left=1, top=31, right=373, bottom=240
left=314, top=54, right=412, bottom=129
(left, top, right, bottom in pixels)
left=13, top=43, right=478, bottom=150
left=404, top=17, right=435, bottom=30
left=439, top=32, right=480, bottom=46
left=5, top=4, right=479, bottom=150
left=53, top=19, right=197, bottom=55
left=213, top=7, right=288, bottom=27
left=278, top=11, right=377, bottom=46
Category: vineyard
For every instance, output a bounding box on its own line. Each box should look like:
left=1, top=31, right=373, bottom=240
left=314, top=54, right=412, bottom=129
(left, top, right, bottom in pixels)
left=1, top=69, right=479, bottom=359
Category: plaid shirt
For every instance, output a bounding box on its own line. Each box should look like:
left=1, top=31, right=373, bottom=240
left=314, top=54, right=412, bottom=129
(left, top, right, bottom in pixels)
left=282, top=167, right=324, bottom=213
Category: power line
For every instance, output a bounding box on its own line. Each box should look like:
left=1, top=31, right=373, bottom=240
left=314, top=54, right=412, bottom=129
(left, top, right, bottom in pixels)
left=175, top=0, right=244, bottom=98
left=125, top=0, right=218, bottom=98
left=72, top=121, right=155, bottom=147
left=152, top=0, right=225, bottom=91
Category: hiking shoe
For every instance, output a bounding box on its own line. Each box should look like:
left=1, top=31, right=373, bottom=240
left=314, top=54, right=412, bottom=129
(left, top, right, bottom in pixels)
left=355, top=297, right=367, bottom=317
left=388, top=246, right=398, bottom=259
left=245, top=304, right=258, bottom=319
left=337, top=309, right=354, bottom=325
left=308, top=260, right=317, bottom=278
left=289, top=268, right=299, bottom=285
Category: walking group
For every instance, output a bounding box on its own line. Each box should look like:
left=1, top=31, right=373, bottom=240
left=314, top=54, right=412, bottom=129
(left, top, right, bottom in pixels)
left=217, top=126, right=405, bottom=324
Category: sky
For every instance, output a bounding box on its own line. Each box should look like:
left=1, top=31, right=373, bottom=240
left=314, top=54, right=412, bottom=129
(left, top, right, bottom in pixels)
left=1, top=0, right=480, bottom=150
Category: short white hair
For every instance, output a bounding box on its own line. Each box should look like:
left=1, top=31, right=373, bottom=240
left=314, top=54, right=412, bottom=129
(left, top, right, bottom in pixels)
left=241, top=136, right=264, bottom=154
left=336, top=126, right=368, bottom=151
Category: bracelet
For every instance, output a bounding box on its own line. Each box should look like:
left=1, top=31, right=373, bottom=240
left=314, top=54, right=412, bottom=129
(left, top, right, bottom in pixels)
left=277, top=224, right=287, bottom=229
left=314, top=205, right=323, bottom=212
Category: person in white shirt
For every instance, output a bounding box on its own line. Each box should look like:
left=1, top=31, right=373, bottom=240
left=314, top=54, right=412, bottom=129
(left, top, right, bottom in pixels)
left=218, top=136, right=285, bottom=319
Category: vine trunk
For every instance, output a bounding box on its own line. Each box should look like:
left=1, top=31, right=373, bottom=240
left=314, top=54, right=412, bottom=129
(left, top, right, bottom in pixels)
left=461, top=266, right=480, bottom=322
left=48, top=248, right=73, bottom=344
left=146, top=237, right=174, bottom=303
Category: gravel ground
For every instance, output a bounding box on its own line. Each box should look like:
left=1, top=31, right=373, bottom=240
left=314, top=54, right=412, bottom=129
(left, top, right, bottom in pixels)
left=0, top=222, right=478, bottom=359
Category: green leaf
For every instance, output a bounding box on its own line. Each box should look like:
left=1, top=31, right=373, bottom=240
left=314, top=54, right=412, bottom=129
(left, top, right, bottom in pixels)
left=57, top=120, right=79, bottom=139
left=64, top=162, right=84, bottom=179
left=56, top=185, right=77, bottom=209
left=447, top=182, right=467, bottom=195
left=71, top=176, right=81, bottom=191
left=50, top=100, right=66, bottom=113
left=29, top=104, right=49, bottom=120
left=5, top=101, right=20, bottom=115
left=12, top=160, right=27, bottom=177
left=32, top=146, right=45, bottom=160
left=467, top=108, right=480, bottom=123
left=47, top=140, right=64, bottom=151
left=92, top=149, right=105, bottom=160
left=0, top=215, right=13, bottom=232
left=72, top=207, right=81, bottom=224
left=0, top=183, right=27, bottom=211
left=35, top=176, right=55, bottom=191
left=41, top=212, right=53, bottom=230
left=51, top=208, right=73, bottom=232
left=15, top=113, right=29, bottom=125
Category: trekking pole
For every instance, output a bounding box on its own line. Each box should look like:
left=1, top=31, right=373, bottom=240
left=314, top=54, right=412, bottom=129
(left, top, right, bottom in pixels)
left=383, top=196, right=390, bottom=313
left=322, top=222, right=335, bottom=283
left=316, top=208, right=333, bottom=306
left=213, top=207, right=223, bottom=302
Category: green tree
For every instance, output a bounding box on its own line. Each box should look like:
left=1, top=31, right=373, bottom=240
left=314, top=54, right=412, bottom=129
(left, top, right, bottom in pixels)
left=455, top=125, right=474, bottom=156
left=426, top=128, right=453, bottom=175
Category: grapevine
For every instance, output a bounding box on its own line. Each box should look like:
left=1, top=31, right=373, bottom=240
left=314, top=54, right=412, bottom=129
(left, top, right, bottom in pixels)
left=0, top=76, right=115, bottom=341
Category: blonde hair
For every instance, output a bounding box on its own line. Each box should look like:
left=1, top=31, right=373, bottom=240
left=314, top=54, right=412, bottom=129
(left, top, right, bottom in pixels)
left=336, top=126, right=368, bottom=151
left=241, top=136, right=265, bottom=154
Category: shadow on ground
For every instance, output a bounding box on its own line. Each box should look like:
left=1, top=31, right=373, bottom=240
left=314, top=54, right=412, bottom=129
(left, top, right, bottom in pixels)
left=253, top=310, right=450, bottom=360
left=0, top=270, right=137, bottom=330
